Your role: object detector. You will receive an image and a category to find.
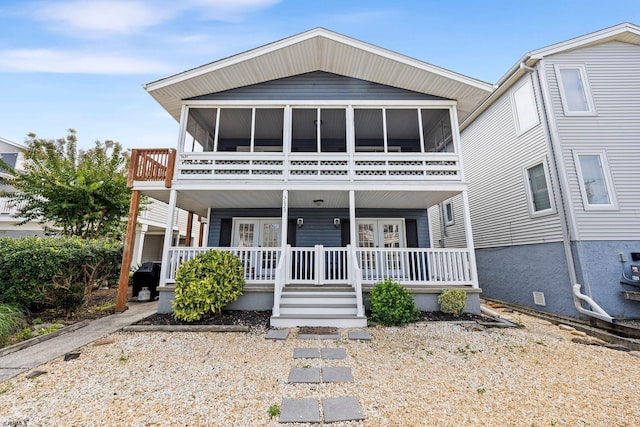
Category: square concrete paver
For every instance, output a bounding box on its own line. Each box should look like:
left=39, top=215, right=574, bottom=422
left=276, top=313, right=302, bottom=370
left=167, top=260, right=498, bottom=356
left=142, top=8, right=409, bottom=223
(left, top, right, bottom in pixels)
left=288, top=367, right=321, bottom=383
left=279, top=398, right=320, bottom=423
left=293, top=348, right=320, bottom=359
left=265, top=330, right=290, bottom=340
left=322, top=396, right=365, bottom=422
left=320, top=348, right=347, bottom=359
left=322, top=367, right=353, bottom=382
left=348, top=330, right=372, bottom=340
left=297, top=333, right=341, bottom=340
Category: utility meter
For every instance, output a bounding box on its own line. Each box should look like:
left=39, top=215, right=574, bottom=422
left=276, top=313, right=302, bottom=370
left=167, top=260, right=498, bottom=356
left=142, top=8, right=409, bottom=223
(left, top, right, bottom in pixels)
left=632, top=265, right=640, bottom=282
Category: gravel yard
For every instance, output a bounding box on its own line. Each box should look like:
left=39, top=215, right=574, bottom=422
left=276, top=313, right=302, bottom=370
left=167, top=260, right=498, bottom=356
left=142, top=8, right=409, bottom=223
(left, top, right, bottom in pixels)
left=1, top=312, right=639, bottom=426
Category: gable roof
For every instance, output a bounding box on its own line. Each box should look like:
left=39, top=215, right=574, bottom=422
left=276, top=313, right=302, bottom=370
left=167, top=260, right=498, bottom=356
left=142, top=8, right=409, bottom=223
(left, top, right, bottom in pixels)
left=0, top=136, right=26, bottom=152
left=462, top=22, right=640, bottom=130
left=145, top=27, right=492, bottom=122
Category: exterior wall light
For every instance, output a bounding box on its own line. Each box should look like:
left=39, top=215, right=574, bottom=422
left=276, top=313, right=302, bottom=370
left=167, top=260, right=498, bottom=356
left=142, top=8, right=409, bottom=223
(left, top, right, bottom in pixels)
left=296, top=217, right=304, bottom=227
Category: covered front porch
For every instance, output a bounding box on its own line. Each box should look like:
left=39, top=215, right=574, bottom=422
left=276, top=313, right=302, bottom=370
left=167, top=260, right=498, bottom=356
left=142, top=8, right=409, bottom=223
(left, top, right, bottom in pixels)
left=147, top=186, right=479, bottom=326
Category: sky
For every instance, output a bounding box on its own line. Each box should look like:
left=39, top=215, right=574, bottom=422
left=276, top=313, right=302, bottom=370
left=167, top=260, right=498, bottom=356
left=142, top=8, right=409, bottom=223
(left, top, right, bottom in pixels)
left=1, top=0, right=639, bottom=150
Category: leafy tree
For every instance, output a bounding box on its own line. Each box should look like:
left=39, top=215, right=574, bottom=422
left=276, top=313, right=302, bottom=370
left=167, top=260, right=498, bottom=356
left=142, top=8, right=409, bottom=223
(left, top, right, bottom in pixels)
left=0, top=129, right=131, bottom=239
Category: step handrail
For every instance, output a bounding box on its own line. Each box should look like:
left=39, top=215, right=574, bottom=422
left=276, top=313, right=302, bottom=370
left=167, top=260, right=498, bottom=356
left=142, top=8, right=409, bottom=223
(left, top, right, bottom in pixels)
left=272, top=244, right=289, bottom=317
left=349, top=245, right=365, bottom=317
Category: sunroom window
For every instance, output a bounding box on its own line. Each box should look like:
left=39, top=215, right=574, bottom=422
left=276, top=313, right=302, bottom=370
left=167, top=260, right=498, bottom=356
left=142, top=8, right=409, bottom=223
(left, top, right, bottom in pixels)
left=292, top=108, right=346, bottom=152
left=354, top=109, right=384, bottom=152
left=386, top=109, right=420, bottom=152
left=217, top=108, right=251, bottom=152
left=184, top=108, right=217, bottom=152
left=421, top=109, right=452, bottom=152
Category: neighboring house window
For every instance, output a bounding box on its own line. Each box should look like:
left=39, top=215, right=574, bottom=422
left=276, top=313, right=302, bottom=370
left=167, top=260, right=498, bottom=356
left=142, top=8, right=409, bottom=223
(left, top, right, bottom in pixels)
left=524, top=161, right=554, bottom=216
left=555, top=65, right=595, bottom=115
left=511, top=78, right=539, bottom=135
left=574, top=151, right=617, bottom=209
left=444, top=201, right=454, bottom=226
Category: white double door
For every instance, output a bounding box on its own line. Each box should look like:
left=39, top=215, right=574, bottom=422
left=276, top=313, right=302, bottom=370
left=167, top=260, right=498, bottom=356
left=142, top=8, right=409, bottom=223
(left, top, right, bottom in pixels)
left=356, top=219, right=405, bottom=275
left=233, top=219, right=281, bottom=279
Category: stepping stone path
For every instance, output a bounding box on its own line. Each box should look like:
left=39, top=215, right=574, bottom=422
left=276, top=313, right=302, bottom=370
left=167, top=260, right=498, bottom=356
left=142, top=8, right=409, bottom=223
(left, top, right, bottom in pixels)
left=266, top=328, right=371, bottom=423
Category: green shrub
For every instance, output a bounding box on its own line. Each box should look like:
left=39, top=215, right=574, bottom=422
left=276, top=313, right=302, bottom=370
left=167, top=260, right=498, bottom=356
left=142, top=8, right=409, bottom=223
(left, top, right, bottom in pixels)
left=369, top=279, right=419, bottom=326
left=172, top=249, right=245, bottom=322
left=437, top=288, right=467, bottom=316
left=0, top=236, right=122, bottom=312
left=0, top=304, right=26, bottom=347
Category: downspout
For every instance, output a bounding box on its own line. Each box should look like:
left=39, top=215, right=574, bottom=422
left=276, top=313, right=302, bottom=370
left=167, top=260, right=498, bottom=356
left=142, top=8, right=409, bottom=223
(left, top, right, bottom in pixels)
left=530, top=60, right=614, bottom=323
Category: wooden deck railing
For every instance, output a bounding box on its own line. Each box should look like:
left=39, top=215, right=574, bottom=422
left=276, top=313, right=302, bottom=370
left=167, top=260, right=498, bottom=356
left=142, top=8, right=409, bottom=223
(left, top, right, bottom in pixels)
left=127, top=148, right=176, bottom=188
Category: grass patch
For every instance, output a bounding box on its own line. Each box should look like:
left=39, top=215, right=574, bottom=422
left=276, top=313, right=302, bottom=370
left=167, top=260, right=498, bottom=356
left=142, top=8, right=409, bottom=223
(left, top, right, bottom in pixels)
left=0, top=304, right=27, bottom=347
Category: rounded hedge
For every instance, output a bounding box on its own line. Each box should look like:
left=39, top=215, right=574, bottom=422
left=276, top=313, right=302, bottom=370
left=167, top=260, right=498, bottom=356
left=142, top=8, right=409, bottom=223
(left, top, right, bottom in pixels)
left=369, top=279, right=419, bottom=326
left=172, top=249, right=245, bottom=322
left=437, top=288, right=467, bottom=316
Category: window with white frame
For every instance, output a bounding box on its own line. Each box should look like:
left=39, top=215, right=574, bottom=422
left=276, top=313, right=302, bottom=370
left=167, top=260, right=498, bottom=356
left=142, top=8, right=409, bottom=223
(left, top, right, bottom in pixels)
left=524, top=161, right=554, bottom=216
left=555, top=65, right=595, bottom=115
left=511, top=78, right=539, bottom=135
left=573, top=151, right=617, bottom=209
left=444, top=201, right=454, bottom=226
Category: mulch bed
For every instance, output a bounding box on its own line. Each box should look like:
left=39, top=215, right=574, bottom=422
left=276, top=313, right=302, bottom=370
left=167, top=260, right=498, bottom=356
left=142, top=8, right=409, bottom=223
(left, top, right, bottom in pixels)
left=134, top=310, right=485, bottom=329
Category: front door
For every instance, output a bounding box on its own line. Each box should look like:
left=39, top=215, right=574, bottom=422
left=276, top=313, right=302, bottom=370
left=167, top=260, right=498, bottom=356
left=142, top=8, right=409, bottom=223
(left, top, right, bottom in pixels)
left=356, top=219, right=405, bottom=277
left=233, top=219, right=281, bottom=280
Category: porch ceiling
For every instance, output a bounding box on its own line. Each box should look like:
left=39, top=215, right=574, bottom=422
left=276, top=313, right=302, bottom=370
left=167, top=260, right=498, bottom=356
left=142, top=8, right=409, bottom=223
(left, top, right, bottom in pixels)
left=140, top=189, right=461, bottom=216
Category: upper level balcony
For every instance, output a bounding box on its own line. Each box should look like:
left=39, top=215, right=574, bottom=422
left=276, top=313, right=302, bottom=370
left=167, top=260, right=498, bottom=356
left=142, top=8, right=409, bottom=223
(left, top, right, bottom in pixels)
left=129, top=104, right=465, bottom=187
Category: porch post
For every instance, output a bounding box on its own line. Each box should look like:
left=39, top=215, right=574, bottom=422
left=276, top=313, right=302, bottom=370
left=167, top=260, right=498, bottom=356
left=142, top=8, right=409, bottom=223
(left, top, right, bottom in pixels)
left=460, top=190, right=479, bottom=288
left=185, top=211, right=194, bottom=247
left=349, top=190, right=356, bottom=249
left=281, top=190, right=288, bottom=250
left=197, top=215, right=205, bottom=247
left=158, top=189, right=178, bottom=287
left=115, top=189, right=141, bottom=312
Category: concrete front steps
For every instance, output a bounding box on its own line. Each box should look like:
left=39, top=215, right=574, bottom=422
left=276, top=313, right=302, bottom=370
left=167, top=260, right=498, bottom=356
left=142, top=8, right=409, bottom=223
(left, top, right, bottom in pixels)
left=270, top=283, right=367, bottom=327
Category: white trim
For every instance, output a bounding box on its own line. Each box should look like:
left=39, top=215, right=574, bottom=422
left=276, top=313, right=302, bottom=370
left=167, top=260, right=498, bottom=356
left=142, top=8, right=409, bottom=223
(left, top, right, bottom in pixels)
left=554, top=64, right=596, bottom=116
left=522, top=159, right=556, bottom=218
left=573, top=150, right=618, bottom=211
left=510, top=77, right=540, bottom=135
left=183, top=99, right=458, bottom=108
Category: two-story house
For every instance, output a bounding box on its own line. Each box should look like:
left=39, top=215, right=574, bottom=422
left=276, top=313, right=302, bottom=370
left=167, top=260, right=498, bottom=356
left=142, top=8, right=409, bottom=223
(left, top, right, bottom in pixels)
left=436, top=23, right=640, bottom=322
left=119, top=28, right=493, bottom=326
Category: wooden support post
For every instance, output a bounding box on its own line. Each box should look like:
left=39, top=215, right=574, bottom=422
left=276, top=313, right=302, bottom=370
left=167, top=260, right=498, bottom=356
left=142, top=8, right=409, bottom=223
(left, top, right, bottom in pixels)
left=198, top=215, right=205, bottom=247
left=115, top=190, right=141, bottom=312
left=185, top=211, right=193, bottom=247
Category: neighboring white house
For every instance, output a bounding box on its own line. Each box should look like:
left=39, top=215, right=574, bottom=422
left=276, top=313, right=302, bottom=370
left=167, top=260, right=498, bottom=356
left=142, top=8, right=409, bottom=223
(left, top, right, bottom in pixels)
left=0, top=136, right=201, bottom=265
left=434, top=23, right=640, bottom=321
left=126, top=27, right=493, bottom=326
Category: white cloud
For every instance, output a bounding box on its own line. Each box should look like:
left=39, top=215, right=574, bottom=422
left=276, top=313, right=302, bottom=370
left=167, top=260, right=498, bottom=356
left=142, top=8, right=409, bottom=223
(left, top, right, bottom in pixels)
left=0, top=49, right=173, bottom=74
left=34, top=0, right=173, bottom=35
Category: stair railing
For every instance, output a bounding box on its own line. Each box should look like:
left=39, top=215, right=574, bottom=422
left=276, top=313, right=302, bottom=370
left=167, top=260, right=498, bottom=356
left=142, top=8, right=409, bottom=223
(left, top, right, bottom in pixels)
left=272, top=244, right=290, bottom=317
left=348, top=245, right=365, bottom=317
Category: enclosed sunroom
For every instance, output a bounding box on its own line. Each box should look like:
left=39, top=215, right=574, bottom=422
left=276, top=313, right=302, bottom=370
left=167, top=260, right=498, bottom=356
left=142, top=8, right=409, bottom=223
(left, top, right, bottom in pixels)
left=120, top=28, right=492, bottom=327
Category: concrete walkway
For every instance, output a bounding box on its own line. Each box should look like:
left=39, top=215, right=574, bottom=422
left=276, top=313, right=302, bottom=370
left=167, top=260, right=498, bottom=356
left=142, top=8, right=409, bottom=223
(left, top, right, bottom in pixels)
left=0, top=302, right=157, bottom=382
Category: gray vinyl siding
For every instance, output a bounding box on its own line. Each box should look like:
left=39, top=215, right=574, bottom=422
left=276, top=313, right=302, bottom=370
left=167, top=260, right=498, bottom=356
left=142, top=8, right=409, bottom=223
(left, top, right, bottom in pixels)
left=544, top=41, right=640, bottom=240
left=461, top=75, right=564, bottom=249
left=190, top=71, right=447, bottom=101
left=208, top=208, right=430, bottom=248
left=427, top=195, right=467, bottom=248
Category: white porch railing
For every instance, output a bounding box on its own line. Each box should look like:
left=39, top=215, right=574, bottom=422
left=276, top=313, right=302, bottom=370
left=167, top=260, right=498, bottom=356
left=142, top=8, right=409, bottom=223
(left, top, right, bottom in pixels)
left=0, top=197, right=22, bottom=215
left=357, top=248, right=473, bottom=286
left=166, top=247, right=282, bottom=283
left=175, top=152, right=461, bottom=182
left=165, top=246, right=473, bottom=287
left=288, top=245, right=349, bottom=285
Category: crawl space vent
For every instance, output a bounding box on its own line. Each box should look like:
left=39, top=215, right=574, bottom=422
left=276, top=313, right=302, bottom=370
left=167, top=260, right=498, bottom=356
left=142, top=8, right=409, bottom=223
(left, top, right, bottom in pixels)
left=533, top=291, right=546, bottom=306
